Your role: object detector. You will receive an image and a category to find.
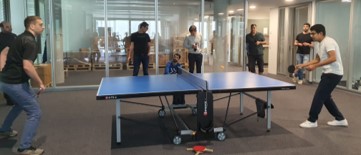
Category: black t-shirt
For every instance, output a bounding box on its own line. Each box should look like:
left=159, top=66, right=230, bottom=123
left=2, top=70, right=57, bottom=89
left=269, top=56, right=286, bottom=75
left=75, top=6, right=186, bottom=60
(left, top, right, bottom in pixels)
left=295, top=33, right=313, bottom=54
left=0, top=32, right=17, bottom=52
left=246, top=32, right=265, bottom=56
left=1, top=31, right=38, bottom=84
left=130, top=32, right=150, bottom=56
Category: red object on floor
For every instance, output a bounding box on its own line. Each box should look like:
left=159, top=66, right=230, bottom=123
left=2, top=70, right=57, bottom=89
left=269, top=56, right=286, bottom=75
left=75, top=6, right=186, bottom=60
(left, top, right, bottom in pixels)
left=186, top=145, right=213, bottom=155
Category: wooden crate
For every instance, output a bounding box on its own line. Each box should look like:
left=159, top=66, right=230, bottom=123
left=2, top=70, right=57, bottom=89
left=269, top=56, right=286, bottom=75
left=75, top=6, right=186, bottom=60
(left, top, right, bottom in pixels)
left=31, top=64, right=52, bottom=87
left=93, top=63, right=123, bottom=70
left=64, top=64, right=91, bottom=71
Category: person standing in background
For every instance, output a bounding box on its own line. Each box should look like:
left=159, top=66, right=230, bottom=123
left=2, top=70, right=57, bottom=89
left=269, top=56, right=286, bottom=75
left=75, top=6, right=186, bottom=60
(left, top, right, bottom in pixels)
left=183, top=25, right=203, bottom=73
left=246, top=24, right=267, bottom=75
left=0, top=21, right=17, bottom=106
left=0, top=16, right=45, bottom=154
left=90, top=32, right=100, bottom=63
left=128, top=22, right=151, bottom=76
left=293, top=23, right=313, bottom=84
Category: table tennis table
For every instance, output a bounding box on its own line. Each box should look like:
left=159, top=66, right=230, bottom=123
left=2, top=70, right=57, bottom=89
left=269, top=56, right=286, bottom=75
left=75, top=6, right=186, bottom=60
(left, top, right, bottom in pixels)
left=96, top=70, right=296, bottom=144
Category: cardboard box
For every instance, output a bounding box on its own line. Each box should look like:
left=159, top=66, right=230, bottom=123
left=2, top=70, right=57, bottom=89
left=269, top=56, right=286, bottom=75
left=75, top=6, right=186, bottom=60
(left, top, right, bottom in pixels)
left=31, top=64, right=52, bottom=87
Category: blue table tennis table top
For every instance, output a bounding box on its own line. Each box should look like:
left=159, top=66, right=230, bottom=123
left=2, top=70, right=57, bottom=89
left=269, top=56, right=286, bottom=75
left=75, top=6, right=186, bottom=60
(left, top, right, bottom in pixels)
left=96, top=72, right=295, bottom=100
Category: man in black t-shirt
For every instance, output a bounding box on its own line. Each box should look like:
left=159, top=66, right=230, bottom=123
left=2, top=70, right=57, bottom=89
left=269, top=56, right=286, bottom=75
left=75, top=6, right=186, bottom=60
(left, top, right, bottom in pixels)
left=293, top=23, right=313, bottom=84
left=0, top=21, right=17, bottom=106
left=128, top=22, right=151, bottom=76
left=0, top=16, right=45, bottom=155
left=246, top=24, right=267, bottom=74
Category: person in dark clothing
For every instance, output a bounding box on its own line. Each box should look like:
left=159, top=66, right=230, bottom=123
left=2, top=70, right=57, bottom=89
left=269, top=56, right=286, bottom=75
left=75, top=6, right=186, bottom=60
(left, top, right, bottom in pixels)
left=164, top=53, right=185, bottom=105
left=0, top=16, right=45, bottom=154
left=246, top=24, right=267, bottom=75
left=128, top=22, right=151, bottom=76
left=0, top=21, right=17, bottom=106
left=293, top=23, right=313, bottom=84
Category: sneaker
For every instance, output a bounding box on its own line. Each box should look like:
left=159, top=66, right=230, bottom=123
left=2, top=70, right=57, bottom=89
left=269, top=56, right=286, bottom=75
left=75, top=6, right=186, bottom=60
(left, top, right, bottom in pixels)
left=327, top=119, right=348, bottom=127
left=298, top=80, right=303, bottom=85
left=0, top=129, right=18, bottom=137
left=299, top=120, right=318, bottom=128
left=17, top=146, right=44, bottom=155
left=292, top=74, right=297, bottom=83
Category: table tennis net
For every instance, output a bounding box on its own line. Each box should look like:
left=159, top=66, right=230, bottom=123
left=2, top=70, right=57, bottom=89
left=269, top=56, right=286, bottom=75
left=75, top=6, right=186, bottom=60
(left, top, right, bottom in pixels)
left=177, top=67, right=208, bottom=91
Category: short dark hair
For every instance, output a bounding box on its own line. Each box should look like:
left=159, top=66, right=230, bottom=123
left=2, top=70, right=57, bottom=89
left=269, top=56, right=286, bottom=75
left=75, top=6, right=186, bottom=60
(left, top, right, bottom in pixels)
left=174, top=53, right=181, bottom=59
left=304, top=23, right=310, bottom=27
left=189, top=25, right=197, bottom=32
left=310, top=24, right=326, bottom=36
left=139, top=22, right=149, bottom=29
left=24, top=16, right=42, bottom=29
left=0, top=21, right=10, bottom=28
left=251, top=24, right=257, bottom=28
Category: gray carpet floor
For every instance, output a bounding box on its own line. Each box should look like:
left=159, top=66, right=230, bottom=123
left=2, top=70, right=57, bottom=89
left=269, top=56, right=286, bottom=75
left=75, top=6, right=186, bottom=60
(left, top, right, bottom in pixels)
left=1, top=71, right=361, bottom=155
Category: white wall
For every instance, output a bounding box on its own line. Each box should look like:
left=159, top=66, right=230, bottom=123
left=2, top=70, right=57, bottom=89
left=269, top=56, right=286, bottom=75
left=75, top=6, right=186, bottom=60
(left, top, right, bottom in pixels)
left=268, top=8, right=279, bottom=74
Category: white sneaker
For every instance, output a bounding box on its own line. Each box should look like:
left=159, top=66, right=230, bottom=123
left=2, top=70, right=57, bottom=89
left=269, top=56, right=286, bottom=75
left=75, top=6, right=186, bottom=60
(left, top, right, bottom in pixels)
left=298, top=80, right=303, bottom=85
left=299, top=120, right=318, bottom=128
left=292, top=74, right=297, bottom=83
left=327, top=119, right=348, bottom=127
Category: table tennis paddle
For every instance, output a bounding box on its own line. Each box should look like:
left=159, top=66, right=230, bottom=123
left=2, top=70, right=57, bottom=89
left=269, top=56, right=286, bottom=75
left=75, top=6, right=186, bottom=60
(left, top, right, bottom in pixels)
left=36, top=88, right=45, bottom=98
left=288, top=65, right=296, bottom=74
left=186, top=145, right=213, bottom=155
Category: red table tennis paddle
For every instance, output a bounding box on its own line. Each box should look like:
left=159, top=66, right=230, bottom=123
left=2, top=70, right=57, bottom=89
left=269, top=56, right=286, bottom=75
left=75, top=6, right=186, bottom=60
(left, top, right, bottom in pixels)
left=186, top=145, right=213, bottom=155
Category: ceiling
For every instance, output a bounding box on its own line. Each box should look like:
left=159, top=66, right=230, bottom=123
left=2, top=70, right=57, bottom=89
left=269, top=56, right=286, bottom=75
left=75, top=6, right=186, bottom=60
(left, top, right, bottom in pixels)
left=71, top=0, right=315, bottom=19
left=247, top=0, right=313, bottom=19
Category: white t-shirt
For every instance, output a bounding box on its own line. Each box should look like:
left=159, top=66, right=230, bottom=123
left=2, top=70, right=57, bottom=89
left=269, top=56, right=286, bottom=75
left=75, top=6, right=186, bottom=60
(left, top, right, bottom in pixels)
left=183, top=34, right=203, bottom=54
left=317, top=36, right=343, bottom=75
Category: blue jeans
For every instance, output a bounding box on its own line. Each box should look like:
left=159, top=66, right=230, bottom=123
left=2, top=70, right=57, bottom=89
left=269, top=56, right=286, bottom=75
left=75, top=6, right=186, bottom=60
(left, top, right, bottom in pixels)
left=0, top=82, right=42, bottom=149
left=133, top=54, right=149, bottom=76
left=296, top=53, right=310, bottom=80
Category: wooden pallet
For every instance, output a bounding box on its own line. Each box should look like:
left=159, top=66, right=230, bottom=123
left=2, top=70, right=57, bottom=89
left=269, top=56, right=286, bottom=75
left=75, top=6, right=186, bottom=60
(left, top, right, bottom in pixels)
left=64, top=64, right=91, bottom=71
left=93, top=63, right=123, bottom=70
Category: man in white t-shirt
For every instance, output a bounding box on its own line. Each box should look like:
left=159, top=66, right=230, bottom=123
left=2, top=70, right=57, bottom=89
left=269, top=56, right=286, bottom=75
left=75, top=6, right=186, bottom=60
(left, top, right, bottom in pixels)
left=297, top=24, right=348, bottom=128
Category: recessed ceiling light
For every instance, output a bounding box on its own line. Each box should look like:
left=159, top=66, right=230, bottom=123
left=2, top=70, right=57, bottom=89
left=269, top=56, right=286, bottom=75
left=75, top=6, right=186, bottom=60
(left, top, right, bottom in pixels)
left=218, top=12, right=224, bottom=16
left=342, top=0, right=351, bottom=2
left=285, top=0, right=294, bottom=2
left=237, top=8, right=244, bottom=11
left=249, top=5, right=256, bottom=9
left=228, top=10, right=234, bottom=14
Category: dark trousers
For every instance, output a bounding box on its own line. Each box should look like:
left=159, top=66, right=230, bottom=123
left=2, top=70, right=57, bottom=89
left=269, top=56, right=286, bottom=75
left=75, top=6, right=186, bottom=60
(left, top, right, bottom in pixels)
left=248, top=54, right=264, bottom=74
left=188, top=53, right=203, bottom=73
left=133, top=54, right=149, bottom=76
left=308, top=73, right=345, bottom=122
left=172, top=94, right=185, bottom=105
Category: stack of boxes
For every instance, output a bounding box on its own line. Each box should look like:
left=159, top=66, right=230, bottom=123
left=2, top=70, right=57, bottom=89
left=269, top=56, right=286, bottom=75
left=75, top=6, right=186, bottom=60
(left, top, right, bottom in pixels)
left=31, top=64, right=51, bottom=87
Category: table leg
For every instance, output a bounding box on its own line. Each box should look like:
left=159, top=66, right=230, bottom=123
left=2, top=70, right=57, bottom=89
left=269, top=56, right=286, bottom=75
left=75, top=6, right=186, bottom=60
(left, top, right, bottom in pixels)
left=116, top=99, right=121, bottom=143
left=266, top=91, right=272, bottom=131
left=240, top=92, right=244, bottom=115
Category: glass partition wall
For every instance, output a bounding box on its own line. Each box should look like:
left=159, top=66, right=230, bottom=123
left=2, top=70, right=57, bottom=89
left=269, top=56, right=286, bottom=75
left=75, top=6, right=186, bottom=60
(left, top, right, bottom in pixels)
left=315, top=0, right=351, bottom=88
left=44, top=0, right=247, bottom=88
